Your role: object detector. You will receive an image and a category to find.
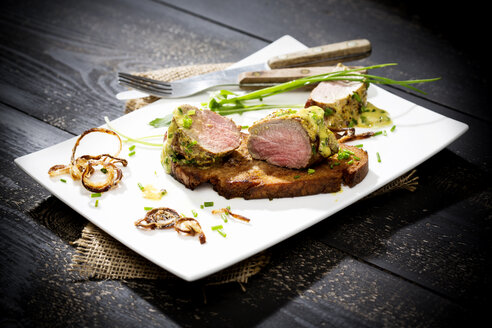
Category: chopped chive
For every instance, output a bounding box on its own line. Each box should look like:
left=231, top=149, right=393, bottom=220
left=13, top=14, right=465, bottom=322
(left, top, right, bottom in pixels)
left=307, top=168, right=315, bottom=174
left=347, top=159, right=354, bottom=165
left=161, top=190, right=167, bottom=196
left=211, top=224, right=223, bottom=231
left=200, top=205, right=204, bottom=209
left=217, top=230, right=227, bottom=238
left=383, top=130, right=387, bottom=136
left=353, top=155, right=360, bottom=161
left=129, top=145, right=136, bottom=151
left=352, top=92, right=362, bottom=103
left=354, top=144, right=363, bottom=148
left=191, top=209, right=198, bottom=217
left=128, top=151, right=136, bottom=156
left=221, top=213, right=229, bottom=223
left=60, top=178, right=67, bottom=183
left=374, top=131, right=383, bottom=136
left=391, top=125, right=396, bottom=132
left=376, top=152, right=381, bottom=163
left=241, top=125, right=249, bottom=129
left=91, top=193, right=102, bottom=198
left=144, top=207, right=153, bottom=211
left=294, top=175, right=300, bottom=179
left=95, top=199, right=99, bottom=207
left=138, top=183, right=144, bottom=191
left=100, top=168, right=108, bottom=174
left=203, top=201, right=214, bottom=207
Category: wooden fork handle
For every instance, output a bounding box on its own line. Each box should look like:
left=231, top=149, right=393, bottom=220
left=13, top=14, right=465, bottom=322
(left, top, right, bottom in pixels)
left=267, top=39, right=371, bottom=69
left=238, top=66, right=345, bottom=84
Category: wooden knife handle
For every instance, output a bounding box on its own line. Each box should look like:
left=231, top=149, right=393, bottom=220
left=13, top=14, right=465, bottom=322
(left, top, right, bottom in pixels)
left=238, top=66, right=343, bottom=84
left=267, top=39, right=371, bottom=69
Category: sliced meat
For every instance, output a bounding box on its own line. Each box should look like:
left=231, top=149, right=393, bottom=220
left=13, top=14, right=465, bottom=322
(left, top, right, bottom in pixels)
left=305, top=65, right=367, bottom=128
left=162, top=104, right=241, bottom=172
left=247, top=107, right=338, bottom=169
left=169, top=133, right=368, bottom=200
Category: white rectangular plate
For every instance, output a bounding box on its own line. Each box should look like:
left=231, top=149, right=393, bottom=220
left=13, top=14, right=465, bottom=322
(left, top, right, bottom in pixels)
left=15, top=36, right=468, bottom=281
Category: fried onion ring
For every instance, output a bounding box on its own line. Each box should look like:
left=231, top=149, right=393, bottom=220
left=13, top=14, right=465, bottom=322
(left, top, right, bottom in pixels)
left=175, top=217, right=206, bottom=244
left=70, top=128, right=122, bottom=164
left=135, top=207, right=180, bottom=230
left=48, top=128, right=127, bottom=193
left=81, top=161, right=123, bottom=193
left=212, top=208, right=251, bottom=223
left=330, top=127, right=375, bottom=143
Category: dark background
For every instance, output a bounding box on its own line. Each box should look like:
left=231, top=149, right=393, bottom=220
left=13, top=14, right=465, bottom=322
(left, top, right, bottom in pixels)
left=1, top=0, right=490, bottom=327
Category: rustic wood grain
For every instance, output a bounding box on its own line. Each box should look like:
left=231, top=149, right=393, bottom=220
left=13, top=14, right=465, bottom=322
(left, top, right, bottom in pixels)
left=0, top=0, right=266, bottom=134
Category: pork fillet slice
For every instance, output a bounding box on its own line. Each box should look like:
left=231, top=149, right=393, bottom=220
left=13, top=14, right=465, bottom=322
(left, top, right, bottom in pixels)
left=247, top=107, right=338, bottom=169
left=162, top=104, right=241, bottom=171
left=305, top=66, right=367, bottom=128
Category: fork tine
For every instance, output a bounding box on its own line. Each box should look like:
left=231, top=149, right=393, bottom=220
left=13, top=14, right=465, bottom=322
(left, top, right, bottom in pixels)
left=118, top=75, right=172, bottom=91
left=118, top=79, right=173, bottom=96
left=118, top=72, right=172, bottom=88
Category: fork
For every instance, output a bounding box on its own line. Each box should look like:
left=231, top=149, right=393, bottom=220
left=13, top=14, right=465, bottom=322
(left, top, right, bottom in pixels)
left=118, top=72, right=245, bottom=99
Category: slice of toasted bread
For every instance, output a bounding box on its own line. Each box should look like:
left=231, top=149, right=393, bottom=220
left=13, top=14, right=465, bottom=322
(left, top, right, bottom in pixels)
left=169, top=133, right=368, bottom=200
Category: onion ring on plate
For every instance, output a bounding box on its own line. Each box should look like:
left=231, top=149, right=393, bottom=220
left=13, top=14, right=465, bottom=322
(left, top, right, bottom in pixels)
left=48, top=164, right=70, bottom=177
left=48, top=127, right=127, bottom=193
left=81, top=161, right=123, bottom=193
left=135, top=207, right=180, bottom=230
left=70, top=128, right=122, bottom=164
left=175, top=218, right=206, bottom=244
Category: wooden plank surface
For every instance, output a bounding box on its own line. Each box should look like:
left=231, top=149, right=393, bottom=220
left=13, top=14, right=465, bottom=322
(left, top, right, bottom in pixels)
left=0, top=0, right=490, bottom=327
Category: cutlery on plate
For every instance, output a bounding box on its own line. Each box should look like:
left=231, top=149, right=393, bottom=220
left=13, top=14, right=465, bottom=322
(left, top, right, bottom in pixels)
left=117, top=39, right=371, bottom=99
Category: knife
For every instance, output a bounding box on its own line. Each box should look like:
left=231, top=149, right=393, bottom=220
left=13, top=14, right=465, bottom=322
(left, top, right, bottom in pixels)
left=116, top=39, right=371, bottom=100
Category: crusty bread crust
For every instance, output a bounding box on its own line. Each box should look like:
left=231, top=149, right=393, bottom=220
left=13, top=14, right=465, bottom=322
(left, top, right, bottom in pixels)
left=170, top=133, right=368, bottom=200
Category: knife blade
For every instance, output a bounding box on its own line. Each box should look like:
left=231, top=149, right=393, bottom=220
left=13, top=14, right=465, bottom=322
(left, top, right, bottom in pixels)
left=116, top=39, right=371, bottom=100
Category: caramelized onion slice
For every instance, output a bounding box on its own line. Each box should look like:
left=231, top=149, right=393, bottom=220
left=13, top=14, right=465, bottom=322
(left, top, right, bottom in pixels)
left=175, top=218, right=206, bottom=244
left=330, top=127, right=374, bottom=143
left=135, top=207, right=180, bottom=230
left=71, top=128, right=123, bottom=165
left=48, top=164, right=70, bottom=177
left=81, top=161, right=123, bottom=193
left=212, top=208, right=251, bottom=223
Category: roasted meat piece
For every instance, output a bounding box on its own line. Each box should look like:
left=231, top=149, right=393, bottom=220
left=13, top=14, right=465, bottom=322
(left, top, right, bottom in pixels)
left=162, top=104, right=241, bottom=172
left=247, top=106, right=339, bottom=169
left=305, top=65, right=367, bottom=128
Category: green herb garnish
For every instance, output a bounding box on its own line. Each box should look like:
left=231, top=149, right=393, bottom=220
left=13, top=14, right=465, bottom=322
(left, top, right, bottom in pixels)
left=91, top=193, right=102, bottom=198
left=95, top=199, right=99, bottom=207
left=144, top=207, right=153, bottom=211
left=182, top=115, right=193, bottom=128
left=202, top=63, right=439, bottom=114
left=100, top=168, right=108, bottom=174
left=203, top=201, right=214, bottom=207
left=376, top=152, right=382, bottom=163
left=391, top=125, right=396, bottom=132
left=138, top=183, right=144, bottom=191
left=60, top=179, right=67, bottom=183
left=128, top=151, right=136, bottom=156
left=307, top=168, right=315, bottom=174
left=129, top=145, right=135, bottom=151
left=192, top=209, right=198, bottom=217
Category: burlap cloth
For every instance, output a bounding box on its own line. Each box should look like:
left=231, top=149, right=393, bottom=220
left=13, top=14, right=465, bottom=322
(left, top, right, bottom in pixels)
left=70, top=63, right=419, bottom=284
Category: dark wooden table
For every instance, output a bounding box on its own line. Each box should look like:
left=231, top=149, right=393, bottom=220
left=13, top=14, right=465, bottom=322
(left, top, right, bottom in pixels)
left=1, top=0, right=490, bottom=327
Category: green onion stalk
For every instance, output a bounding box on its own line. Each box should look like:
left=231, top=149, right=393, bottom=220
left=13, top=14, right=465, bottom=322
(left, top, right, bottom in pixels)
left=204, top=63, right=439, bottom=114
